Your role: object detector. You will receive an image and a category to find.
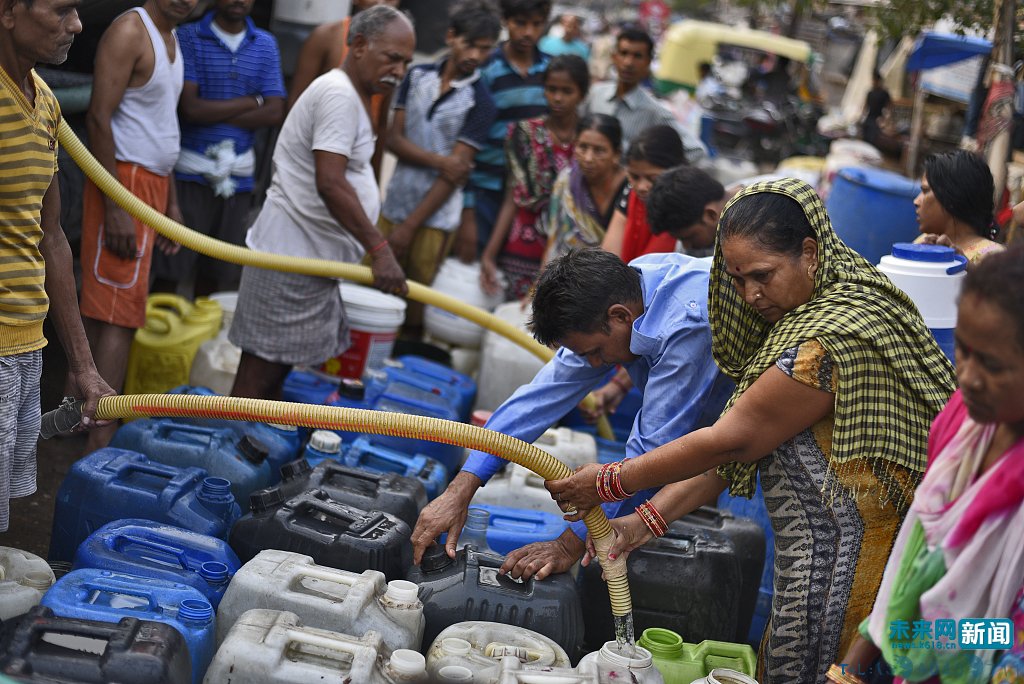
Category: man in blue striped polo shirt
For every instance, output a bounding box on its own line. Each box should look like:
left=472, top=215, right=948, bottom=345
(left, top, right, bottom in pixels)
left=153, top=0, right=286, bottom=296
left=465, top=0, right=552, bottom=256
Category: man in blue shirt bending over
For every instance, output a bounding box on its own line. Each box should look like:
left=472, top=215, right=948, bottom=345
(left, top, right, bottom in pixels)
left=410, top=248, right=734, bottom=579
left=153, top=0, right=285, bottom=296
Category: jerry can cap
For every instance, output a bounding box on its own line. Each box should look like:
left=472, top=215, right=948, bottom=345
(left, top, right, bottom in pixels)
left=420, top=543, right=454, bottom=573
left=339, top=378, right=366, bottom=400
left=279, top=458, right=312, bottom=481
left=237, top=435, right=269, bottom=465
left=249, top=487, right=284, bottom=512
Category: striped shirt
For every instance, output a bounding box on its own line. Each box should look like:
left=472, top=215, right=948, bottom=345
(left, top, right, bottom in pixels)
left=469, top=44, right=550, bottom=194
left=383, top=59, right=496, bottom=231
left=176, top=12, right=286, bottom=191
left=0, top=68, right=57, bottom=355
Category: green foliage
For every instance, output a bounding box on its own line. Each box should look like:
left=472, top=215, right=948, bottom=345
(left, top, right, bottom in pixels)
left=868, top=0, right=996, bottom=44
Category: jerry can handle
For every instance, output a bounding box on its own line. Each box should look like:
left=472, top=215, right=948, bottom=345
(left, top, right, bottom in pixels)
left=284, top=628, right=363, bottom=655
left=111, top=533, right=191, bottom=571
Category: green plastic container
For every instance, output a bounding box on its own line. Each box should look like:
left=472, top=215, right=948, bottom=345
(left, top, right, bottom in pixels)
left=638, top=628, right=757, bottom=683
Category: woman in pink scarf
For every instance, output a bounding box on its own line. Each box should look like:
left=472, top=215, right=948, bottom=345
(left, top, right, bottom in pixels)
left=832, top=244, right=1024, bottom=684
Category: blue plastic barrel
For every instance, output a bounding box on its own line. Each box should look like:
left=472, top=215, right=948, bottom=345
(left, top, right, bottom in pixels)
left=49, top=449, right=241, bottom=563
left=343, top=436, right=448, bottom=499
left=110, top=419, right=273, bottom=511
left=824, top=167, right=921, bottom=266
left=469, top=504, right=569, bottom=555
left=72, top=519, right=241, bottom=607
left=302, top=430, right=345, bottom=469
left=367, top=365, right=465, bottom=423
left=42, top=569, right=215, bottom=683
left=717, top=475, right=773, bottom=646
left=395, top=355, right=477, bottom=421
left=167, top=386, right=302, bottom=480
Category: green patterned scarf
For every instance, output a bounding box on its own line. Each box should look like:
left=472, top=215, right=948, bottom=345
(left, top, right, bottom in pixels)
left=711, top=178, right=956, bottom=500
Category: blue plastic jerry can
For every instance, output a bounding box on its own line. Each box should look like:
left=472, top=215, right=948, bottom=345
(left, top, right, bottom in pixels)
left=343, top=436, right=448, bottom=499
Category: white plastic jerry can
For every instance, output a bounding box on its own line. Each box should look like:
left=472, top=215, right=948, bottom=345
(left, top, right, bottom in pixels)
left=533, top=427, right=598, bottom=470
left=0, top=547, right=55, bottom=621
left=205, top=609, right=427, bottom=683
left=216, top=549, right=424, bottom=651
left=577, top=641, right=665, bottom=683
left=426, top=621, right=572, bottom=684
left=496, top=654, right=601, bottom=682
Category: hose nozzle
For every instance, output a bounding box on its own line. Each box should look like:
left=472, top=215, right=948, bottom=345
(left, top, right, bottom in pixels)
left=39, top=397, right=84, bottom=439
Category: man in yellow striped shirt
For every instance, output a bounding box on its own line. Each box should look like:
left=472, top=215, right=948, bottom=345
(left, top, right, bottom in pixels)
left=0, top=0, right=115, bottom=532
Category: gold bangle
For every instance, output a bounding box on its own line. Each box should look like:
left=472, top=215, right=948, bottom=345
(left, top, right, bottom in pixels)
left=827, top=664, right=867, bottom=684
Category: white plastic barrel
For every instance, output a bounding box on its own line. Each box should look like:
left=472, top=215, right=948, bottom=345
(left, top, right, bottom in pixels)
left=878, top=243, right=966, bottom=363
left=321, top=283, right=406, bottom=379
left=0, top=547, right=55, bottom=620
left=475, top=302, right=546, bottom=412
left=217, top=550, right=424, bottom=651
left=424, top=259, right=505, bottom=349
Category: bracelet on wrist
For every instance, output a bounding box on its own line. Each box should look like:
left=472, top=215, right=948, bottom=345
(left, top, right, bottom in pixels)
left=596, top=461, right=632, bottom=503
left=370, top=240, right=390, bottom=255
left=826, top=665, right=867, bottom=684
left=253, top=93, right=264, bottom=108
left=636, top=500, right=668, bottom=537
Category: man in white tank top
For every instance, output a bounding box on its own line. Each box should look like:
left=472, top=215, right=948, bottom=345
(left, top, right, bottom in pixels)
left=77, top=0, right=198, bottom=452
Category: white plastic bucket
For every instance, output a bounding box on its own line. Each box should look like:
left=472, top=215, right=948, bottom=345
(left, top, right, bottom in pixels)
left=424, top=259, right=505, bottom=349
left=878, top=243, right=966, bottom=363
left=321, top=283, right=406, bottom=380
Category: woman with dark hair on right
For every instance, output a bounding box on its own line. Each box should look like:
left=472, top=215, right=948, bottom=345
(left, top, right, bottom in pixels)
left=834, top=242, right=1024, bottom=684
left=600, top=124, right=687, bottom=262
left=548, top=178, right=956, bottom=684
left=915, top=150, right=1004, bottom=265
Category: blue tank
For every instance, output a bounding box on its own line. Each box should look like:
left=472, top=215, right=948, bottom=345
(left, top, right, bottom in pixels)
left=362, top=381, right=463, bottom=474
left=41, top=569, right=215, bottom=684
left=110, top=419, right=273, bottom=511
left=72, top=519, right=241, bottom=607
left=825, top=166, right=921, bottom=266
left=49, top=449, right=241, bottom=563
left=369, top=361, right=467, bottom=421
left=282, top=368, right=342, bottom=405
left=395, top=355, right=476, bottom=420
left=343, top=436, right=448, bottom=499
left=718, top=476, right=773, bottom=646
left=319, top=378, right=374, bottom=444
left=469, top=504, right=569, bottom=555
left=166, top=386, right=303, bottom=481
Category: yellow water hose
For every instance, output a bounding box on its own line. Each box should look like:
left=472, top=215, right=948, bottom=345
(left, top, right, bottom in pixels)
left=57, top=121, right=616, bottom=440
left=91, top=392, right=632, bottom=618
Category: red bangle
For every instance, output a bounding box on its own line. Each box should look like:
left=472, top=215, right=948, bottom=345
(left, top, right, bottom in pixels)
left=610, top=375, right=630, bottom=392
left=636, top=500, right=668, bottom=537
left=596, top=461, right=632, bottom=503
left=370, top=240, right=389, bottom=254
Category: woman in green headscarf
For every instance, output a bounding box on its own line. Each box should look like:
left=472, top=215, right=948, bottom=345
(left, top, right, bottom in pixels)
left=549, top=178, right=956, bottom=684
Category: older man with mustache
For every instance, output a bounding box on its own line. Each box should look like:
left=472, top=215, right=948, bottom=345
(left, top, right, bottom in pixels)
left=228, top=5, right=415, bottom=402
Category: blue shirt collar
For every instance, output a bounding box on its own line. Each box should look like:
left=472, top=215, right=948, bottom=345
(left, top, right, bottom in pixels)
left=491, top=42, right=548, bottom=73
left=197, top=11, right=257, bottom=42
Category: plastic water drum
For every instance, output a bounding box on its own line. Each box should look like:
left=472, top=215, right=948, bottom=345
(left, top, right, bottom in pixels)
left=825, top=167, right=920, bottom=266
left=424, top=259, right=505, bottom=348
left=321, top=283, right=406, bottom=379
left=476, top=301, right=546, bottom=412
left=878, top=243, right=966, bottom=363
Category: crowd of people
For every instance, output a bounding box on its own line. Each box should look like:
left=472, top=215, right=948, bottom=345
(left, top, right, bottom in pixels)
left=1, top=0, right=1022, bottom=682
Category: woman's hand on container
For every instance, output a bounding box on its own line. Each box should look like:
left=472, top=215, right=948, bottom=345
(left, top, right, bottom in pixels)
left=370, top=245, right=409, bottom=297
left=546, top=463, right=603, bottom=521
